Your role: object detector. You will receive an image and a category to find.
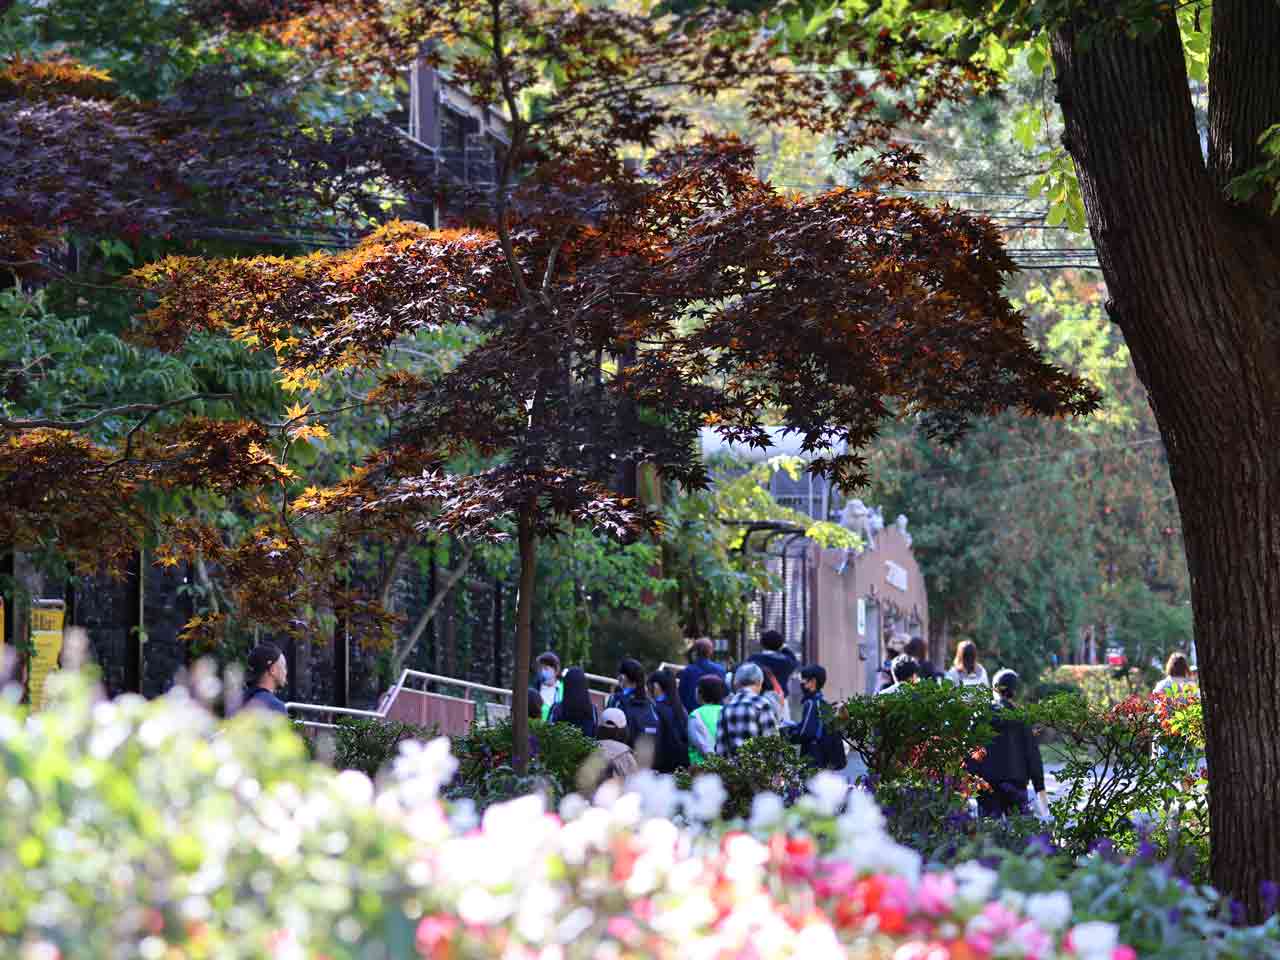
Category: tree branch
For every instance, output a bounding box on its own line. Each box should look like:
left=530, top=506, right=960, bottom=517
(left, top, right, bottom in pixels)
left=388, top=540, right=475, bottom=676
left=0, top=393, right=233, bottom=431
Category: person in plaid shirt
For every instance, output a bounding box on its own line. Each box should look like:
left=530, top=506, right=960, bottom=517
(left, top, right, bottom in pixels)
left=715, top=662, right=780, bottom=756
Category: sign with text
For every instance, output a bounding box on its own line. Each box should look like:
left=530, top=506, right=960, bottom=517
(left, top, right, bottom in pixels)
left=29, top=601, right=65, bottom=711
left=856, top=597, right=866, bottom=637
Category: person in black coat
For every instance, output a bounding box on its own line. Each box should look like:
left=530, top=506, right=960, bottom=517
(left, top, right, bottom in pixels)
left=747, top=629, right=799, bottom=692
left=969, top=669, right=1050, bottom=819
left=677, top=638, right=727, bottom=714
left=548, top=667, right=598, bottom=738
left=647, top=668, right=690, bottom=774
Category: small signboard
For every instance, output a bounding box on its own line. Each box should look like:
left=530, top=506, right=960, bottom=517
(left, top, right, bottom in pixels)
left=886, top=560, right=908, bottom=592
left=856, top=597, right=866, bottom=637
left=29, top=600, right=65, bottom=711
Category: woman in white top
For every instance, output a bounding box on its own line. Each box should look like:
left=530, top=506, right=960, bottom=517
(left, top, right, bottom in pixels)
left=946, top=640, right=990, bottom=688
left=1153, top=651, right=1197, bottom=696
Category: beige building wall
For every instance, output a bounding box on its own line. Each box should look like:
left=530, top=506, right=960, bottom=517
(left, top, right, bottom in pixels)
left=807, top=527, right=928, bottom=704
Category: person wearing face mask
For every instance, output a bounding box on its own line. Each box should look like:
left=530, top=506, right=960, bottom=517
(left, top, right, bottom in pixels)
left=536, top=651, right=562, bottom=721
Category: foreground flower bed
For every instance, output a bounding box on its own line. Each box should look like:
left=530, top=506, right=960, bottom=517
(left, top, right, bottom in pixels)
left=2, top=675, right=1276, bottom=959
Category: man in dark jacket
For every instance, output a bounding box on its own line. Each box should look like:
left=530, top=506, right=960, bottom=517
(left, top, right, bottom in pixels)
left=677, top=639, right=727, bottom=714
left=969, top=669, right=1050, bottom=819
left=746, top=629, right=799, bottom=693
left=785, top=664, right=829, bottom=766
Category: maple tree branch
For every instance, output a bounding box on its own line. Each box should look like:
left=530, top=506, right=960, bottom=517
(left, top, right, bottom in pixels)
left=0, top=393, right=233, bottom=431
left=378, top=534, right=414, bottom=611
left=389, top=539, right=475, bottom=676
left=488, top=0, right=536, bottom=311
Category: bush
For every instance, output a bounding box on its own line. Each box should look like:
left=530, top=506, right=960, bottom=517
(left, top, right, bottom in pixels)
left=829, top=682, right=994, bottom=783
left=1021, top=691, right=1208, bottom=874
left=588, top=606, right=687, bottom=676
left=333, top=716, right=436, bottom=778
left=450, top=717, right=596, bottom=802
left=674, top=735, right=812, bottom=819
left=1046, top=664, right=1152, bottom=711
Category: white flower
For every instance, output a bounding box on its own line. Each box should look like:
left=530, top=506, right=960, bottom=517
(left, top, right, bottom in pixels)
left=558, top=793, right=588, bottom=822
left=793, top=920, right=845, bottom=959
left=686, top=774, right=727, bottom=821
left=1025, top=891, right=1072, bottom=932
left=627, top=770, right=679, bottom=819
left=390, top=737, right=457, bottom=797
left=836, top=785, right=885, bottom=837
left=332, top=769, right=374, bottom=807
left=448, top=798, right=479, bottom=833
left=1069, top=921, right=1119, bottom=960
left=952, top=862, right=998, bottom=906
left=749, top=791, right=785, bottom=831
left=805, top=771, right=849, bottom=817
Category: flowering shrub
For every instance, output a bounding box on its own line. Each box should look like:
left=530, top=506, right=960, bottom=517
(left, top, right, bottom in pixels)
left=1022, top=693, right=1208, bottom=875
left=4, top=671, right=1273, bottom=959
left=830, top=682, right=994, bottom=784
left=674, top=735, right=813, bottom=818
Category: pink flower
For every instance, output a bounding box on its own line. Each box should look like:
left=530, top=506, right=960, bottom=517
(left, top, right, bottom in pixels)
left=1112, top=948, right=1138, bottom=960
left=880, top=875, right=915, bottom=914
left=415, top=915, right=457, bottom=957
left=606, top=916, right=639, bottom=942
left=918, top=873, right=957, bottom=917
left=893, top=942, right=951, bottom=960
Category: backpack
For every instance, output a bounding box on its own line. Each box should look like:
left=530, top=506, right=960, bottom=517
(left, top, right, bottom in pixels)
left=817, top=727, right=848, bottom=771
left=619, top=695, right=660, bottom=748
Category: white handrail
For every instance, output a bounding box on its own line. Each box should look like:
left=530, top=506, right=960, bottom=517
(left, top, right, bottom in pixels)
left=288, top=664, right=613, bottom=725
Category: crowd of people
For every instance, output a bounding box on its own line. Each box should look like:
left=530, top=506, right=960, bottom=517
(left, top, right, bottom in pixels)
left=240, top=631, right=1198, bottom=821
left=522, top=630, right=845, bottom=779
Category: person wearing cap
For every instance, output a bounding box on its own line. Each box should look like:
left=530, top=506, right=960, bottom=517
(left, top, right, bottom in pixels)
left=242, top=642, right=288, bottom=715
left=677, top=638, right=726, bottom=714
left=594, top=707, right=639, bottom=781
left=968, top=668, right=1049, bottom=819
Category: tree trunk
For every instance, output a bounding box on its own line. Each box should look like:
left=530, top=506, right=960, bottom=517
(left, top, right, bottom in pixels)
left=1053, top=3, right=1280, bottom=914
left=511, top=503, right=537, bottom=773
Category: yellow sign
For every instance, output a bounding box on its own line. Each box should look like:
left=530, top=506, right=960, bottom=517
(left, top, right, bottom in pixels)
left=29, top=602, right=65, bottom=711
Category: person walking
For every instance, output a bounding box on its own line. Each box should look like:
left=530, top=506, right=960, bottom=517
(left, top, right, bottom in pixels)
left=548, top=666, right=598, bottom=738
left=536, top=652, right=563, bottom=720
left=593, top=708, right=640, bottom=783
left=647, top=668, right=689, bottom=773
left=946, top=640, right=990, bottom=688
left=905, top=637, right=940, bottom=682
left=785, top=664, right=831, bottom=766
left=876, top=654, right=918, bottom=695
left=969, top=669, right=1049, bottom=819
left=1153, top=652, right=1197, bottom=696
left=241, top=642, right=289, bottom=715
left=747, top=629, right=799, bottom=693
left=677, top=638, right=726, bottom=714
left=715, top=662, right=780, bottom=757
left=606, top=658, right=660, bottom=749
left=688, top=674, right=727, bottom=765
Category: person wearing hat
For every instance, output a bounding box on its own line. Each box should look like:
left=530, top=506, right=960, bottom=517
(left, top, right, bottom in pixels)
left=968, top=668, right=1049, bottom=819
left=242, top=642, right=289, bottom=715
left=594, top=707, right=639, bottom=781
left=677, top=638, right=726, bottom=714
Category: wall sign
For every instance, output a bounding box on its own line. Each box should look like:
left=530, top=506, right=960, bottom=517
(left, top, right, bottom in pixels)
left=886, top=561, right=908, bottom=592
left=856, top=597, right=866, bottom=637
left=29, top=600, right=65, bottom=711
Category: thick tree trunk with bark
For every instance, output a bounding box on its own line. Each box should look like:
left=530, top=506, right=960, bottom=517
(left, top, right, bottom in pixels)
left=1052, top=1, right=1280, bottom=913
left=511, top=504, right=537, bottom=773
